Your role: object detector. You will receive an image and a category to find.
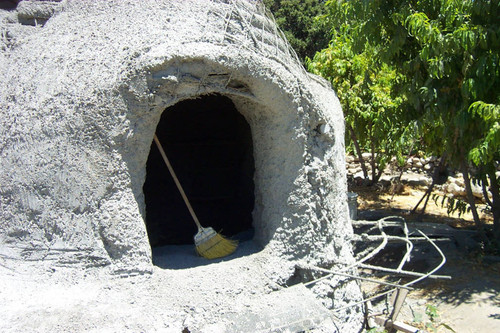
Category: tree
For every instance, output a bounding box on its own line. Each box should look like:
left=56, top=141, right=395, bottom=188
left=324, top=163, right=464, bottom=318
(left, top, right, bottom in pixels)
left=321, top=0, right=500, bottom=242
left=263, top=0, right=331, bottom=61
left=307, top=34, right=409, bottom=184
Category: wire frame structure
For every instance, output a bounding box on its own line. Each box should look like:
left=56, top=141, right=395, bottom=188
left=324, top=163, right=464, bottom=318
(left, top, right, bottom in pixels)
left=296, top=216, right=451, bottom=332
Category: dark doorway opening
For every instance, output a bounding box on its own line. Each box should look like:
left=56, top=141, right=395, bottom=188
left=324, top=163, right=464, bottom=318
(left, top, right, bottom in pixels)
left=143, top=94, right=255, bottom=247
left=0, top=0, right=19, bottom=10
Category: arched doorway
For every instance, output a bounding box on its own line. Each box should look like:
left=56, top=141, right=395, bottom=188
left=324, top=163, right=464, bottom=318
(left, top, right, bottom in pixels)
left=143, top=94, right=255, bottom=247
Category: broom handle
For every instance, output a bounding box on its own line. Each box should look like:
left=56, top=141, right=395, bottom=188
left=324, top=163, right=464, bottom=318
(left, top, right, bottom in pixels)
left=153, top=134, right=203, bottom=230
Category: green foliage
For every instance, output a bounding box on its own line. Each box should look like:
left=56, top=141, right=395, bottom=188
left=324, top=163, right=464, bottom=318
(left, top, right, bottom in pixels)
left=432, top=193, right=471, bottom=218
left=316, top=0, right=500, bottom=238
left=262, top=0, right=331, bottom=61
left=307, top=22, right=410, bottom=182
left=425, top=304, right=439, bottom=321
left=413, top=303, right=456, bottom=333
left=468, top=102, right=500, bottom=166
left=321, top=0, right=500, bottom=164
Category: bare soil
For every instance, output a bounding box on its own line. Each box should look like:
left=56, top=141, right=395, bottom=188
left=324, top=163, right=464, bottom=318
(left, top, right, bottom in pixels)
left=352, top=183, right=493, bottom=228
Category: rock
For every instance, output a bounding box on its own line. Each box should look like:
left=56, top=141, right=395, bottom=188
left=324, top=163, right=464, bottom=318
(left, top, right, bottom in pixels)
left=454, top=177, right=465, bottom=187
left=446, top=182, right=466, bottom=197
left=353, top=173, right=366, bottom=183
left=16, top=0, right=62, bottom=26
left=379, top=174, right=395, bottom=182
left=449, top=176, right=465, bottom=187
left=471, top=183, right=484, bottom=199
left=415, top=162, right=423, bottom=168
left=401, top=174, right=431, bottom=186
left=347, top=167, right=360, bottom=175
left=424, top=163, right=432, bottom=171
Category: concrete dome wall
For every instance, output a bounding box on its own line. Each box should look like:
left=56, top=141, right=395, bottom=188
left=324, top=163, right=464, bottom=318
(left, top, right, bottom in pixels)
left=0, top=0, right=352, bottom=274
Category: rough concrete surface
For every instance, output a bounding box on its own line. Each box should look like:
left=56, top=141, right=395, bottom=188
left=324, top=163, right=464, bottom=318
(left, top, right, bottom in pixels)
left=1, top=242, right=362, bottom=332
left=1, top=1, right=363, bottom=332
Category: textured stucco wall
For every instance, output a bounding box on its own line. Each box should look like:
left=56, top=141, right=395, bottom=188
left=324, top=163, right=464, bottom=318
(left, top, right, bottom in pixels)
left=0, top=1, right=366, bottom=332
left=0, top=0, right=352, bottom=275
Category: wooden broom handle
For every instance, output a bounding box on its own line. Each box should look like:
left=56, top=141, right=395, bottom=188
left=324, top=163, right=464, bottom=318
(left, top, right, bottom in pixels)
left=153, top=134, right=203, bottom=230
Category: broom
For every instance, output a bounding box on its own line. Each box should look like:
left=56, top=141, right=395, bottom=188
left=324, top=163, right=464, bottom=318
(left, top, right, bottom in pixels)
left=153, top=134, right=238, bottom=259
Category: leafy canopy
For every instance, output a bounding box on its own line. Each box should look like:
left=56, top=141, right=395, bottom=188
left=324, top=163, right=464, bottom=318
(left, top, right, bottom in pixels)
left=263, top=0, right=331, bottom=61
left=317, top=0, right=500, bottom=238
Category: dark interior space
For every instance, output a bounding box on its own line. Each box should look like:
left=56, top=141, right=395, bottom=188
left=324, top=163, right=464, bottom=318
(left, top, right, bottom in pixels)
left=143, top=94, right=255, bottom=247
left=0, top=0, right=19, bottom=10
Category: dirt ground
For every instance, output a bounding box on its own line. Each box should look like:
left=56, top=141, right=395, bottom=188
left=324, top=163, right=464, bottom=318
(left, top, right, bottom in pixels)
left=352, top=183, right=493, bottom=228
left=352, top=184, right=500, bottom=333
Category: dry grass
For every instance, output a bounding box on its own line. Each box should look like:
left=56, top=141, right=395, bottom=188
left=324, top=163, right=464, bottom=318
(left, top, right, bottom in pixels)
left=352, top=184, right=493, bottom=229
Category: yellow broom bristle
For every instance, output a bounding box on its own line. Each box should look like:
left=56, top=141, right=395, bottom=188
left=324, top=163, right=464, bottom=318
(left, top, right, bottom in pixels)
left=195, top=232, right=238, bottom=259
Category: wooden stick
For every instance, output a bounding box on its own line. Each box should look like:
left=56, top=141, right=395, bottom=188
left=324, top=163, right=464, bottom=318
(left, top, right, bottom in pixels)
left=374, top=316, right=419, bottom=333
left=153, top=134, right=203, bottom=230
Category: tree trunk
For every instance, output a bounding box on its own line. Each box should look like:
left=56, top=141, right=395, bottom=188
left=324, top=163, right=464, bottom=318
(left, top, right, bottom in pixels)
left=461, top=157, right=486, bottom=240
left=370, top=136, right=377, bottom=185
left=347, top=124, right=368, bottom=179
left=411, top=180, right=435, bottom=215
left=390, top=142, right=416, bottom=202
left=487, top=168, right=500, bottom=241
left=411, top=155, right=446, bottom=214
left=480, top=173, right=493, bottom=206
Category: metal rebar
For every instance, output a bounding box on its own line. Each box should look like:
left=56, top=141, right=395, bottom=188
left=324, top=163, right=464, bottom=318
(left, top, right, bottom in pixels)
left=358, top=263, right=451, bottom=280
left=331, top=223, right=449, bottom=313
left=301, top=264, right=413, bottom=290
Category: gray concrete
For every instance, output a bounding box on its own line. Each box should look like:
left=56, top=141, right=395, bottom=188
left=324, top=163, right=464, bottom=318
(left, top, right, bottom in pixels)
left=0, top=1, right=362, bottom=331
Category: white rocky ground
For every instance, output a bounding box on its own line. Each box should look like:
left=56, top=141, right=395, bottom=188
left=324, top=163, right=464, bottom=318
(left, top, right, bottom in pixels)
left=1, top=239, right=365, bottom=333
left=0, top=243, right=299, bottom=332
left=3, top=226, right=498, bottom=333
